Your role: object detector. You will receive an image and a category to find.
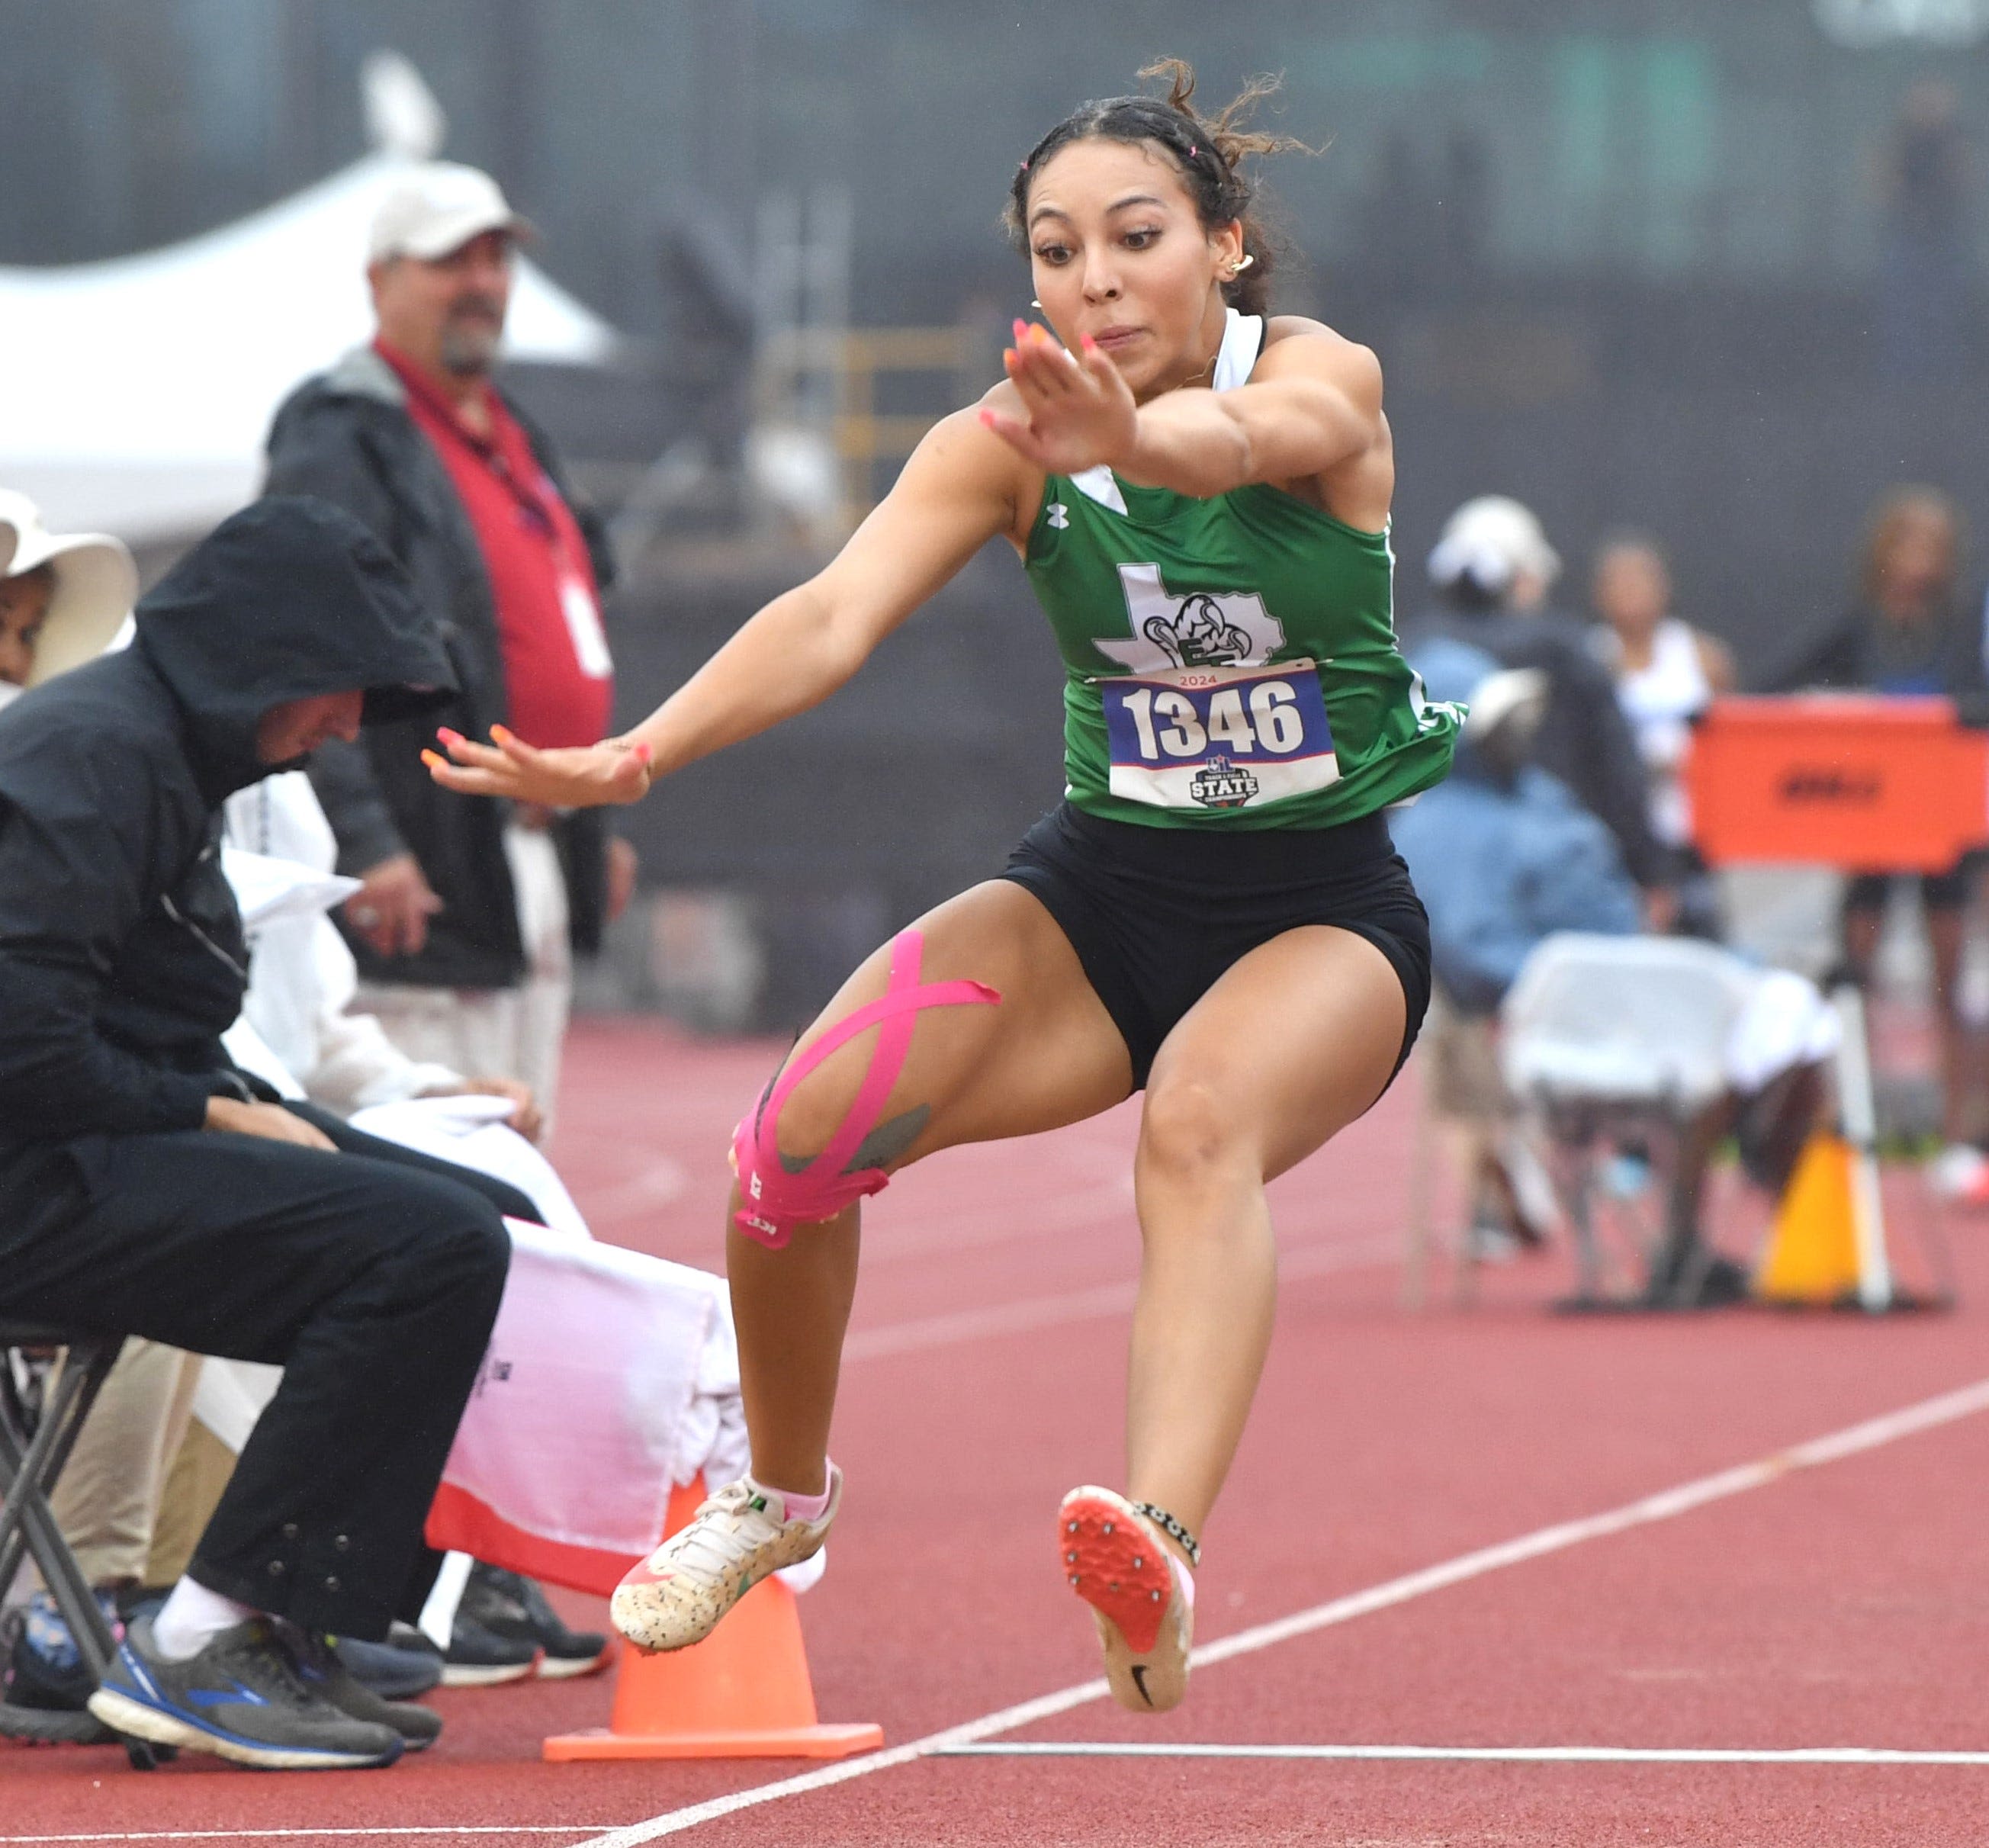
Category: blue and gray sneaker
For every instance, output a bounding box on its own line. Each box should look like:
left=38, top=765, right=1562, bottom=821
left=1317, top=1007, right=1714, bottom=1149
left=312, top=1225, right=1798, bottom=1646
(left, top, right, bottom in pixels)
left=87, top=1614, right=403, bottom=1770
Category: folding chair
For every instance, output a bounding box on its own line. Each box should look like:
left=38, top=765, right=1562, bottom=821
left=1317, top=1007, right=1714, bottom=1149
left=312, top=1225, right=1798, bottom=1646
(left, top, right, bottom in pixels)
left=1500, top=934, right=1759, bottom=1308
left=0, top=1320, right=166, bottom=1763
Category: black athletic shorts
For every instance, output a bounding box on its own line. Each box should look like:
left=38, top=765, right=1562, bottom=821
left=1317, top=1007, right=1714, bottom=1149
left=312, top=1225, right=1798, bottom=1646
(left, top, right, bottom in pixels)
left=998, top=802, right=1432, bottom=1091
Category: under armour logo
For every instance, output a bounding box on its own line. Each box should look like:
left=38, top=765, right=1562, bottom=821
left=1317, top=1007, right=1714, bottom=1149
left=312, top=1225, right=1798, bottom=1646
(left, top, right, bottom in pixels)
left=1046, top=503, right=1070, bottom=529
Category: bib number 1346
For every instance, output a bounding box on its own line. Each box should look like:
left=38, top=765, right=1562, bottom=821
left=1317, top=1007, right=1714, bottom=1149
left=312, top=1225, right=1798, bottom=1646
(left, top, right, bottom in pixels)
left=1101, top=659, right=1338, bottom=812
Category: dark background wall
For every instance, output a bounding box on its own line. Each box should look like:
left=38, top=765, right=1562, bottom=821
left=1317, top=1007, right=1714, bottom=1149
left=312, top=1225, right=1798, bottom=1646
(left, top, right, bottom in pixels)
left=7, top=0, right=1984, bottom=671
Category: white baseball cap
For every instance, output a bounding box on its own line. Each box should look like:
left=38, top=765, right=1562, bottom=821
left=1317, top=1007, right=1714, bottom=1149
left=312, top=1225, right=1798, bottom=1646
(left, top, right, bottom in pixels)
left=1427, top=495, right=1562, bottom=596
left=0, top=490, right=139, bottom=686
left=367, top=162, right=534, bottom=263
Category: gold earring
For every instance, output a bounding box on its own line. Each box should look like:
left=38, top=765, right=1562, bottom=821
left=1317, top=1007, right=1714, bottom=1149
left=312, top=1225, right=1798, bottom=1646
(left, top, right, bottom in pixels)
left=1227, top=254, right=1255, bottom=278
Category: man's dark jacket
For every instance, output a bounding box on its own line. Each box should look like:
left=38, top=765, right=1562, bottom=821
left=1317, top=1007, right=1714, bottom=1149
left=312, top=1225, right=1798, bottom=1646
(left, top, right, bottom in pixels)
left=263, top=345, right=617, bottom=989
left=1411, top=606, right=1668, bottom=890
left=0, top=497, right=453, bottom=1199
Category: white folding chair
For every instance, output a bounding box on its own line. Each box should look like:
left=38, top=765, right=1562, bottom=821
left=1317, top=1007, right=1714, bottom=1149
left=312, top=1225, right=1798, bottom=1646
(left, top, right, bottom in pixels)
left=1500, top=934, right=1759, bottom=1306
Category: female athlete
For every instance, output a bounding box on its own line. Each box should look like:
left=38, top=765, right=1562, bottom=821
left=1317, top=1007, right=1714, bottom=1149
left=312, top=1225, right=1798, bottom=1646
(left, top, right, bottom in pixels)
left=429, top=62, right=1458, bottom=1714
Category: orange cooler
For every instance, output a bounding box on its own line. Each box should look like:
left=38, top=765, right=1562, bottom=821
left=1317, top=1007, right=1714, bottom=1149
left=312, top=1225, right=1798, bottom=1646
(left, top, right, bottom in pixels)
left=1685, top=696, right=1989, bottom=873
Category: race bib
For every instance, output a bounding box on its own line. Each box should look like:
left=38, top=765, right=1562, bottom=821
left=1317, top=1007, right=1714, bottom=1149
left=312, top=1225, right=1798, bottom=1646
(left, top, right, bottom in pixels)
left=1101, top=659, right=1338, bottom=811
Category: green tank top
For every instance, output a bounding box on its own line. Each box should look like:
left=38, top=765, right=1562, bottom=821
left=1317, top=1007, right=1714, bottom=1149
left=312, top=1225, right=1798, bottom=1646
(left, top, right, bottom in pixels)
left=1022, top=313, right=1458, bottom=831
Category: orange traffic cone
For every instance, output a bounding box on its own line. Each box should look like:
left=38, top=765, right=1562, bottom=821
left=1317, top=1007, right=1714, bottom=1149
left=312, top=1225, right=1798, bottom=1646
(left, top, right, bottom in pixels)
left=1753, top=1133, right=1862, bottom=1306
left=542, top=1479, right=883, bottom=1761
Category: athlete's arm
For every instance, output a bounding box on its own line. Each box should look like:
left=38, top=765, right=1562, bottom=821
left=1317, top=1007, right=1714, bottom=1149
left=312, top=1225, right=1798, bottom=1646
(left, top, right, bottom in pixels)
left=1117, top=326, right=1384, bottom=500
left=427, top=410, right=1027, bottom=807
left=982, top=317, right=1384, bottom=505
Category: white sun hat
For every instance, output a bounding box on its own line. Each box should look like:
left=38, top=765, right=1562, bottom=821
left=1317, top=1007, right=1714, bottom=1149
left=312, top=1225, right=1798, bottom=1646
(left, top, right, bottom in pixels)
left=1463, top=665, right=1550, bottom=744
left=0, top=489, right=140, bottom=686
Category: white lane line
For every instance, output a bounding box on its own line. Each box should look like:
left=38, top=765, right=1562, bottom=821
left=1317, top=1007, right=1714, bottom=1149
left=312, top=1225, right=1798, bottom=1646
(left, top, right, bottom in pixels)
left=0, top=1831, right=611, bottom=1843
left=938, top=1742, right=1989, bottom=1766
left=567, top=1372, right=1989, bottom=1847
left=842, top=1235, right=1398, bottom=1362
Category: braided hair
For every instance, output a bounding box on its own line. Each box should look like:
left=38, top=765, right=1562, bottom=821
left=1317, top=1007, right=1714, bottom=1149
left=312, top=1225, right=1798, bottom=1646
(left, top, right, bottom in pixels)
left=1004, top=59, right=1307, bottom=319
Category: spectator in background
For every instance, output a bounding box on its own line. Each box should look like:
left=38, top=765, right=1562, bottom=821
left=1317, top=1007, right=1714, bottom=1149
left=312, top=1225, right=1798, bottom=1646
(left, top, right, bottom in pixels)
left=264, top=162, right=634, bottom=1136
left=1771, top=486, right=1989, bottom=1193
left=1394, top=635, right=1642, bottom=1255
left=0, top=490, right=136, bottom=712
left=1589, top=531, right=1735, bottom=937
left=1415, top=495, right=1673, bottom=923
left=1876, top=78, right=1972, bottom=383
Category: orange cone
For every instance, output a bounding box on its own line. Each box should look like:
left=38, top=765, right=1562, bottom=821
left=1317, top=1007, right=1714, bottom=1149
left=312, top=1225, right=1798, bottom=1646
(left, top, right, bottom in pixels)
left=542, top=1480, right=883, bottom=1761
left=1753, top=1133, right=1862, bottom=1306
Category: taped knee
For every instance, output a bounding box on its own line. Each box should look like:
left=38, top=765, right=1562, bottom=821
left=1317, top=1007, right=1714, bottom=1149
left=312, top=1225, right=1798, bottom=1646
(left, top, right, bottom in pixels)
left=732, top=1106, right=892, bottom=1249
left=729, top=927, right=998, bottom=1249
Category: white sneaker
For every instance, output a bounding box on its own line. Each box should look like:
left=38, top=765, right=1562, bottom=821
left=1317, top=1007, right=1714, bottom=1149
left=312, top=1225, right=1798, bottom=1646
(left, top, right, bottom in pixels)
left=611, top=1469, right=840, bottom=1653
left=1057, top=1486, right=1194, bottom=1715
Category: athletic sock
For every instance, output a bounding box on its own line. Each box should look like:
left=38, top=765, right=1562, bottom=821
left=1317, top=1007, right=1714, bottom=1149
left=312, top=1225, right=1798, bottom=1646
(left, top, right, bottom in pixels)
left=757, top=1467, right=833, bottom=1524
left=150, top=1576, right=259, bottom=1662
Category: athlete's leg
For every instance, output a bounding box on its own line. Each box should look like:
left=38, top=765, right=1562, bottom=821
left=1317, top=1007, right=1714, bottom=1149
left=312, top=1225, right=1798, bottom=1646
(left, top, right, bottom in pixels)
left=728, top=879, right=1134, bottom=1496
left=1126, top=925, right=1407, bottom=1549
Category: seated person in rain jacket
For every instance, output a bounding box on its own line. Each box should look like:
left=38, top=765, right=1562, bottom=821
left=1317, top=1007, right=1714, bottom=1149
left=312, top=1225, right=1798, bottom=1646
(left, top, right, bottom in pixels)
left=0, top=498, right=538, bottom=1772
left=1393, top=635, right=1641, bottom=1258
left=1395, top=635, right=1642, bottom=1016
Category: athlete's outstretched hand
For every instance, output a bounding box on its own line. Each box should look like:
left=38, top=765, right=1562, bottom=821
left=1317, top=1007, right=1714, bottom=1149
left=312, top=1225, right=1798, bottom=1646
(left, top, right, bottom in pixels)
left=978, top=320, right=1138, bottom=476
left=423, top=725, right=654, bottom=808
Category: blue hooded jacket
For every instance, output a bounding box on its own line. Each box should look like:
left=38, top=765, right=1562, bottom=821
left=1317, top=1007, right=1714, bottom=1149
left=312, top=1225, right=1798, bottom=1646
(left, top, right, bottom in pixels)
left=1393, top=637, right=1640, bottom=1014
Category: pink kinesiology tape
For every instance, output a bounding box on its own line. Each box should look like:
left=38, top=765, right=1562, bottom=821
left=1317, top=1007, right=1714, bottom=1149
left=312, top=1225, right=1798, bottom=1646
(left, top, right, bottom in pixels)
left=732, top=929, right=1000, bottom=1246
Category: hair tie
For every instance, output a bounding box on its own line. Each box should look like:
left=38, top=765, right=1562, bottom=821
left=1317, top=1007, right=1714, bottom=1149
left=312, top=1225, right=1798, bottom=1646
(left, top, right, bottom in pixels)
left=1188, top=145, right=1197, bottom=158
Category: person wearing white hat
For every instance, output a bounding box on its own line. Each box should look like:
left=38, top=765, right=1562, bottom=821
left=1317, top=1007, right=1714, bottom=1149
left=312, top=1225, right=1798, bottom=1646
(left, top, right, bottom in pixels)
left=1424, top=494, right=1563, bottom=614
left=1418, top=492, right=1670, bottom=924
left=262, top=162, right=633, bottom=1144
left=0, top=490, right=138, bottom=711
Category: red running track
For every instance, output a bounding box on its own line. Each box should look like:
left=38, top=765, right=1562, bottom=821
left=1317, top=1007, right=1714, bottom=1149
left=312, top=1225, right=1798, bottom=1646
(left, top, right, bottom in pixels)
left=7, top=1015, right=1989, bottom=1846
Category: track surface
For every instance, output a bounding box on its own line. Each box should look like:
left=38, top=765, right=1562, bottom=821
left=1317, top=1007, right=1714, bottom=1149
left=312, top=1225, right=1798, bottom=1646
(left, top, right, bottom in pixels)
left=6, top=1016, right=1989, bottom=1846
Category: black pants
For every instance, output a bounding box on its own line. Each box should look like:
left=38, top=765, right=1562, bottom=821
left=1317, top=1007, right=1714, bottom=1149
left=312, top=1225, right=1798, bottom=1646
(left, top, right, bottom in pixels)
left=0, top=1107, right=525, bottom=1641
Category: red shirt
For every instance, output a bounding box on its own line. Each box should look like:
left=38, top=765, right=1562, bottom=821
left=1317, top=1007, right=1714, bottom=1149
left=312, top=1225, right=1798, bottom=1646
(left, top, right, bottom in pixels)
left=378, top=340, right=613, bottom=749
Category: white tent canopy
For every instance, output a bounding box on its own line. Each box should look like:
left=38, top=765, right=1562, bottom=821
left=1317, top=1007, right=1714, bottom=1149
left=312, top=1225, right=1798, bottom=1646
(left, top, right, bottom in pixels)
left=0, top=153, right=623, bottom=544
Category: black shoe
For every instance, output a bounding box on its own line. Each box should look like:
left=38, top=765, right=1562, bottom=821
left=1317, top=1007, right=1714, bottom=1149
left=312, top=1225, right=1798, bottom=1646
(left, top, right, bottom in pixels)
left=440, top=1613, right=539, bottom=1687
left=458, top=1564, right=612, bottom=1680
left=2, top=1589, right=117, bottom=1713
left=329, top=1631, right=444, bottom=1702
left=287, top=1628, right=442, bottom=1752
left=87, top=1615, right=403, bottom=1770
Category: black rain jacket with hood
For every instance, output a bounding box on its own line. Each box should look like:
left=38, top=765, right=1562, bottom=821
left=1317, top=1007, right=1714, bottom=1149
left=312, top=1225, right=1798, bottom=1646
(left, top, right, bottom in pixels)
left=0, top=497, right=454, bottom=1166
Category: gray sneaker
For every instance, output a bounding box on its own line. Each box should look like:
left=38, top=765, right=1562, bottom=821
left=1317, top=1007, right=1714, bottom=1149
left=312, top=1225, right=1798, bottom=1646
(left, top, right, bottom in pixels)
left=284, top=1626, right=442, bottom=1753
left=87, top=1615, right=403, bottom=1770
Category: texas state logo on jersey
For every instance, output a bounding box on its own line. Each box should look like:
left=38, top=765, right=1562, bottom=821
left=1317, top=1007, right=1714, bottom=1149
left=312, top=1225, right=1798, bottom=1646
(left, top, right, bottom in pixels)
left=1093, top=564, right=1287, bottom=673
left=1091, top=564, right=1336, bottom=812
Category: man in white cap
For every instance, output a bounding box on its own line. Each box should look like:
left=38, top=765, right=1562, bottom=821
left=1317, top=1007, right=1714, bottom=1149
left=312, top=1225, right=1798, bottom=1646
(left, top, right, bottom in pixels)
left=263, top=162, right=633, bottom=1144
left=0, top=490, right=138, bottom=711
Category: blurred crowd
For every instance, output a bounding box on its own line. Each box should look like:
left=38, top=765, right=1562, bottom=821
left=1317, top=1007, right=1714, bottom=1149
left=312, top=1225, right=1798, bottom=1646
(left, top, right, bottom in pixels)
left=1394, top=477, right=1988, bottom=1295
